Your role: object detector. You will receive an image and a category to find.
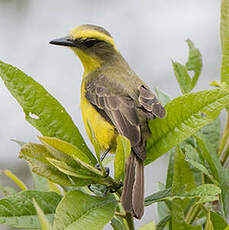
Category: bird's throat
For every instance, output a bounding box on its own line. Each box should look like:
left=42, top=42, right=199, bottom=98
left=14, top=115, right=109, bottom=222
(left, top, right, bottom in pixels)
left=73, top=48, right=101, bottom=75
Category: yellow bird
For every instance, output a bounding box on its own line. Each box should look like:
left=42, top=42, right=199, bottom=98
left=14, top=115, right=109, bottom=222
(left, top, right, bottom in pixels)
left=50, top=24, right=166, bottom=219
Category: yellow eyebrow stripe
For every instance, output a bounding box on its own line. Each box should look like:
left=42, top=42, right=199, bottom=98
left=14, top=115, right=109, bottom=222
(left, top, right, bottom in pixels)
left=70, top=29, right=116, bottom=48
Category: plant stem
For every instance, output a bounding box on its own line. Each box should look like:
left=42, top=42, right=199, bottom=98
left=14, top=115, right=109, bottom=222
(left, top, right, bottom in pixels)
left=125, top=213, right=135, bottom=230
left=218, top=112, right=229, bottom=165
left=221, top=144, right=229, bottom=165
left=114, top=189, right=135, bottom=230
left=185, top=203, right=201, bottom=225
left=218, top=113, right=229, bottom=156
left=4, top=169, right=27, bottom=191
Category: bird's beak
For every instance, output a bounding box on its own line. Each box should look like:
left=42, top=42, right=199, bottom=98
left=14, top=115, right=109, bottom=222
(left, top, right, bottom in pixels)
left=49, top=36, right=76, bottom=47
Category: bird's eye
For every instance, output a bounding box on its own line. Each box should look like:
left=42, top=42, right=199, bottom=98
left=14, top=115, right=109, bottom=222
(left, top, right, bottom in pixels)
left=83, top=38, right=102, bottom=48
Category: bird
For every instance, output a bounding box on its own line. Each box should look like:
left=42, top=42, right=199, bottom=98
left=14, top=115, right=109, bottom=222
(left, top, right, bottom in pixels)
left=50, top=24, right=166, bottom=219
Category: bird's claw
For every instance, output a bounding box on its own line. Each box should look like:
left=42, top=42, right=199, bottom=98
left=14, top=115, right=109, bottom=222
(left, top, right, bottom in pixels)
left=109, top=181, right=123, bottom=193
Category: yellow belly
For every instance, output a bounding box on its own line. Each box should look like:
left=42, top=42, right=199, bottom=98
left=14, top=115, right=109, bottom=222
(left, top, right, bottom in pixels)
left=81, top=82, right=116, bottom=152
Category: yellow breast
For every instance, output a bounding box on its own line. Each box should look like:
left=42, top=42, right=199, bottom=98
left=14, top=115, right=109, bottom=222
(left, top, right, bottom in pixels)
left=81, top=81, right=116, bottom=152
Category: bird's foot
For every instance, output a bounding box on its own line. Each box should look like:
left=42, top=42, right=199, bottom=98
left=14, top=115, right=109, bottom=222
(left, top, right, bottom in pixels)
left=94, top=147, right=111, bottom=176
left=109, top=181, right=123, bottom=193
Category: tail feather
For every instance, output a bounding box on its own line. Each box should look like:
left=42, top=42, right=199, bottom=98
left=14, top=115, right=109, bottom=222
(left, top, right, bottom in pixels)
left=121, top=153, right=144, bottom=219
left=133, top=157, right=144, bottom=218
left=121, top=153, right=135, bottom=212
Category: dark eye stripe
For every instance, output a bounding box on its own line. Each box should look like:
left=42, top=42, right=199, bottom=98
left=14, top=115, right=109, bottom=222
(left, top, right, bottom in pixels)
left=83, top=38, right=102, bottom=48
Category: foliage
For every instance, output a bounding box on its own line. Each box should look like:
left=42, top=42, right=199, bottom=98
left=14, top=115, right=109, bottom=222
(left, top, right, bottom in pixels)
left=53, top=190, right=117, bottom=230
left=1, top=1, right=229, bottom=230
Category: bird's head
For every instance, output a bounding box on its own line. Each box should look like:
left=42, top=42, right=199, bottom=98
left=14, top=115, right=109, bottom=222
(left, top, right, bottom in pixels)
left=50, top=24, right=117, bottom=73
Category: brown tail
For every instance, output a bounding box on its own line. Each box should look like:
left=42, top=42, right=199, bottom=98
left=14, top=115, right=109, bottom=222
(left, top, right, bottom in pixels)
left=121, top=153, right=144, bottom=219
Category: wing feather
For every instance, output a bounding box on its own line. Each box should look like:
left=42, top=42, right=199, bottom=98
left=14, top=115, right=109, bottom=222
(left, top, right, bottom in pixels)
left=138, top=85, right=166, bottom=118
left=85, top=76, right=165, bottom=160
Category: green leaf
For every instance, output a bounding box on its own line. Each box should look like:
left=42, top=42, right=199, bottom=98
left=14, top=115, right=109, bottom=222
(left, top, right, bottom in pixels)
left=139, top=221, right=155, bottom=230
left=185, top=39, right=202, bottom=89
left=144, top=188, right=171, bottom=206
left=172, top=147, right=195, bottom=194
left=210, top=211, right=227, bottom=230
left=20, top=142, right=53, bottom=164
left=172, top=61, right=192, bottom=94
left=144, top=184, right=220, bottom=206
left=53, top=190, right=117, bottom=230
left=39, top=136, right=94, bottom=166
left=11, top=139, right=26, bottom=146
left=198, top=118, right=220, bottom=156
left=172, top=39, right=202, bottom=94
left=156, top=216, right=170, bottom=230
left=46, top=158, right=108, bottom=187
left=110, top=216, right=126, bottom=230
left=166, top=150, right=175, bottom=189
left=156, top=183, right=170, bottom=226
left=20, top=147, right=76, bottom=187
left=30, top=160, right=60, bottom=194
left=171, top=147, right=201, bottom=230
left=0, top=60, right=95, bottom=164
left=114, top=135, right=131, bottom=181
left=185, top=118, right=220, bottom=185
left=184, top=184, right=221, bottom=204
left=184, top=144, right=217, bottom=184
left=30, top=166, right=50, bottom=192
left=0, top=190, right=61, bottom=229
left=171, top=199, right=202, bottom=230
left=221, top=0, right=229, bottom=85
left=146, top=89, right=229, bottom=165
left=37, top=138, right=84, bottom=170
left=154, top=87, right=171, bottom=106
left=194, top=135, right=229, bottom=216
left=20, top=141, right=106, bottom=187
left=33, top=199, right=52, bottom=230
left=46, top=158, right=97, bottom=179
left=194, top=135, right=220, bottom=181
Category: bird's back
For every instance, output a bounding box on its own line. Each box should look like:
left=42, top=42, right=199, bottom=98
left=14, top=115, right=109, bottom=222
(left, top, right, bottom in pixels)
left=84, top=52, right=145, bottom=102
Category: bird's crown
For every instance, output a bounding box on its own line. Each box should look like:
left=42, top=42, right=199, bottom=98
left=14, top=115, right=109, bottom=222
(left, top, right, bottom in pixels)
left=70, top=24, right=115, bottom=47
